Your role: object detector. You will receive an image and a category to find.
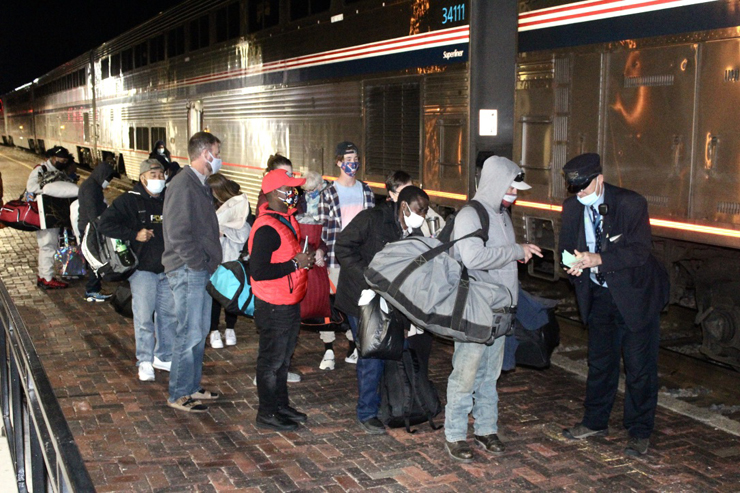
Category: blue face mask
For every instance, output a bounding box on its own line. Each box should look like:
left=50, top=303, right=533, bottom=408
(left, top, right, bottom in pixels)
left=340, top=160, right=359, bottom=177
left=307, top=189, right=321, bottom=201
left=576, top=178, right=602, bottom=206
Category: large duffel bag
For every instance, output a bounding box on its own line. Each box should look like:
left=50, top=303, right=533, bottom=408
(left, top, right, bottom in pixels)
left=365, top=233, right=515, bottom=345
left=0, top=199, right=40, bottom=231
left=207, top=260, right=255, bottom=317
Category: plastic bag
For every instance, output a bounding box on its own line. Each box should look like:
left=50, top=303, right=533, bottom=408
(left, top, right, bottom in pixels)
left=358, top=290, right=405, bottom=360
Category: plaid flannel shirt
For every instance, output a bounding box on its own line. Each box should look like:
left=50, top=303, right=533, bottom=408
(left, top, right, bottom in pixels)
left=318, top=180, right=375, bottom=268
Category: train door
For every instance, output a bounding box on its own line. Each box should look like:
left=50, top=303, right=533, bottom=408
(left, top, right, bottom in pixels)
left=187, top=100, right=203, bottom=139
left=603, top=45, right=696, bottom=219
left=692, top=39, right=740, bottom=227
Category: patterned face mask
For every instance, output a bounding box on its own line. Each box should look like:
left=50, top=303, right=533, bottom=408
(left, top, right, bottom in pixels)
left=277, top=187, right=299, bottom=208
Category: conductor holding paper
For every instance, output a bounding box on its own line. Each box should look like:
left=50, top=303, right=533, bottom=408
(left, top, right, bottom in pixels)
left=559, top=153, right=669, bottom=457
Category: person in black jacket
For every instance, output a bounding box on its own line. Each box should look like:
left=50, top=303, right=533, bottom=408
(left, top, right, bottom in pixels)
left=98, top=159, right=176, bottom=383
left=149, top=140, right=181, bottom=183
left=77, top=160, right=119, bottom=302
left=559, top=153, right=670, bottom=457
left=334, top=186, right=429, bottom=434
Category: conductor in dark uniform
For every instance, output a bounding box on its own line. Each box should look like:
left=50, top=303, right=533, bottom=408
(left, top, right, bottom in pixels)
left=559, top=153, right=669, bottom=457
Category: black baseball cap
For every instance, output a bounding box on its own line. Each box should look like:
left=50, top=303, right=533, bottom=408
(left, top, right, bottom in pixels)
left=335, top=141, right=358, bottom=157
left=46, top=146, right=71, bottom=160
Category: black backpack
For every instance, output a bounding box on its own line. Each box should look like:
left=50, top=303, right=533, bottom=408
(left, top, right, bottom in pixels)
left=378, top=334, right=443, bottom=433
left=436, top=199, right=489, bottom=244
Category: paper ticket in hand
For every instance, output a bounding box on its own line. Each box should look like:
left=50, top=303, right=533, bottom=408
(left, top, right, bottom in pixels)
left=561, top=250, right=583, bottom=272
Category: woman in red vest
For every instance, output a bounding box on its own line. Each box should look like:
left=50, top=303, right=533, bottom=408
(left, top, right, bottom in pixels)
left=248, top=169, right=315, bottom=431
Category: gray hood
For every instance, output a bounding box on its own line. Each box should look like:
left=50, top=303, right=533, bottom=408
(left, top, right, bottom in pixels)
left=473, top=156, right=522, bottom=210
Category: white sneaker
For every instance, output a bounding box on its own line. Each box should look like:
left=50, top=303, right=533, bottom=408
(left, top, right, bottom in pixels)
left=138, top=362, right=155, bottom=382
left=224, top=328, right=237, bottom=346
left=152, top=357, right=171, bottom=372
left=345, top=348, right=359, bottom=364
left=209, top=331, right=224, bottom=349
left=319, top=349, right=335, bottom=370
left=287, top=372, right=301, bottom=383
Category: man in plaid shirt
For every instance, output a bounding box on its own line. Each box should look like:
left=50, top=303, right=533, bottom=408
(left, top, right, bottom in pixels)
left=317, top=141, right=375, bottom=370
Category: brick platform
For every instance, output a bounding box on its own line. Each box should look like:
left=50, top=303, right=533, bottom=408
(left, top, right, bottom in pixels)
left=2, top=154, right=740, bottom=491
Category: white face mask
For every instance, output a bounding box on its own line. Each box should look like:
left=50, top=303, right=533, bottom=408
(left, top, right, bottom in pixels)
left=157, top=148, right=165, bottom=155
left=503, top=193, right=518, bottom=205
left=403, top=204, right=425, bottom=230
left=577, top=179, right=602, bottom=207
left=206, top=150, right=222, bottom=175
left=102, top=180, right=110, bottom=189
left=145, top=179, right=165, bottom=195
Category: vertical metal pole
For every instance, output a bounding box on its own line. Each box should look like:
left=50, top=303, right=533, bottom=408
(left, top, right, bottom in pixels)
left=10, top=352, right=26, bottom=491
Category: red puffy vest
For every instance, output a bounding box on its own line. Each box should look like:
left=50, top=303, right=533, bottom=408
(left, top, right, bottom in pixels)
left=248, top=205, right=308, bottom=305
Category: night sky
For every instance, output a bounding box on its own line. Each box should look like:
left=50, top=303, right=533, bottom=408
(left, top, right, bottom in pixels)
left=0, top=0, right=184, bottom=95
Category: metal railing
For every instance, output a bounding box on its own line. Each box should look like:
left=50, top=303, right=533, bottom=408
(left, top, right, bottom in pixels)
left=0, top=280, right=95, bottom=492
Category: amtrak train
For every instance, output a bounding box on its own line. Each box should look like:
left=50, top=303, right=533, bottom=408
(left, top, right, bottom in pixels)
left=2, top=0, right=740, bottom=368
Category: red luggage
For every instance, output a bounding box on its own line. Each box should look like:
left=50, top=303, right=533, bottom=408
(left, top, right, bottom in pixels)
left=298, top=222, right=331, bottom=320
left=0, top=199, right=41, bottom=231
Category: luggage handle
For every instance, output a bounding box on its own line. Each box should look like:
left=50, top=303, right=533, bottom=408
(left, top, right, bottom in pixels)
left=386, top=229, right=485, bottom=299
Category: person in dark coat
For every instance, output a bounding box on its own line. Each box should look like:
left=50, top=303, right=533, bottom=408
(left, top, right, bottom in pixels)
left=149, top=140, right=181, bottom=183
left=559, top=153, right=670, bottom=457
left=77, top=160, right=119, bottom=301
left=334, top=186, right=429, bottom=434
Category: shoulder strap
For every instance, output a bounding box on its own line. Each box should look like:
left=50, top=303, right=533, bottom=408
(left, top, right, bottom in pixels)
left=265, top=212, right=298, bottom=239
left=467, top=200, right=489, bottom=244
left=127, top=191, right=149, bottom=227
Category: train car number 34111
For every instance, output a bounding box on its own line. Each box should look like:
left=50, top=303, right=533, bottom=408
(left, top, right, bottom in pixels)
left=442, top=4, right=466, bottom=24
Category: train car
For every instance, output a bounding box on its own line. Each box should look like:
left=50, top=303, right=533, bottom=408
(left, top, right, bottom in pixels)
left=513, top=0, right=740, bottom=368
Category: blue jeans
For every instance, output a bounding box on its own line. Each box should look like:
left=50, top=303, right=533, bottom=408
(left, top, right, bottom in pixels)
left=129, top=270, right=177, bottom=365
left=583, top=284, right=660, bottom=439
left=444, top=336, right=505, bottom=442
left=348, top=315, right=385, bottom=422
left=166, top=265, right=211, bottom=402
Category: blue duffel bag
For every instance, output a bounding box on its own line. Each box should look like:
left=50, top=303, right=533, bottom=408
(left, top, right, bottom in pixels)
left=206, top=260, right=255, bottom=317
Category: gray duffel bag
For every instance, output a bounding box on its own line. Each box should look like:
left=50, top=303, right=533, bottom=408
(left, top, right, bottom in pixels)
left=364, top=233, right=515, bottom=345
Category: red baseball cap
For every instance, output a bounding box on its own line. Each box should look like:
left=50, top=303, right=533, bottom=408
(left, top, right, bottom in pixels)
left=261, top=169, right=306, bottom=193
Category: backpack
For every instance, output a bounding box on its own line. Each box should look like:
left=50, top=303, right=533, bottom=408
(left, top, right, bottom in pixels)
left=378, top=335, right=443, bottom=433
left=81, top=192, right=146, bottom=281
left=110, top=282, right=133, bottom=318
left=435, top=199, right=489, bottom=244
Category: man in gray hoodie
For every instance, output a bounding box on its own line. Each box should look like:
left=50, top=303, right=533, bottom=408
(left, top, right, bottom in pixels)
left=444, top=156, right=542, bottom=463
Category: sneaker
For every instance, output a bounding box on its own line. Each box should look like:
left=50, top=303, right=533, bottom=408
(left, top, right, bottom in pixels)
left=209, top=331, right=224, bottom=349
left=37, top=276, right=68, bottom=290
left=319, top=349, right=335, bottom=370
left=474, top=434, right=505, bottom=454
left=138, top=362, right=155, bottom=382
left=562, top=423, right=609, bottom=440
left=224, top=328, right=237, bottom=346
left=191, top=388, right=220, bottom=401
left=624, top=436, right=650, bottom=457
left=358, top=417, right=386, bottom=435
left=84, top=291, right=111, bottom=302
left=167, top=396, right=208, bottom=413
left=152, top=357, right=171, bottom=372
left=445, top=440, right=474, bottom=463
left=345, top=348, right=359, bottom=365
left=287, top=372, right=301, bottom=383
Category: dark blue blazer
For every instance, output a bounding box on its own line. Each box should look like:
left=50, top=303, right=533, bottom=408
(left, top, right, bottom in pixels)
left=559, top=183, right=670, bottom=332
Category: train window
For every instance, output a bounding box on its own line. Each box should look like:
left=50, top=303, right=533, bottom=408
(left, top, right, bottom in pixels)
left=290, top=0, right=330, bottom=20
left=215, top=2, right=240, bottom=43
left=129, top=127, right=135, bottom=149
left=110, top=53, right=121, bottom=77
left=189, top=15, right=210, bottom=51
left=149, top=34, right=165, bottom=64
left=78, top=69, right=86, bottom=87
left=135, top=42, right=148, bottom=68
left=122, top=48, right=134, bottom=73
left=151, top=127, right=166, bottom=145
left=248, top=0, right=279, bottom=33
left=135, top=127, right=150, bottom=151
left=168, top=26, right=186, bottom=58
left=364, top=82, right=421, bottom=180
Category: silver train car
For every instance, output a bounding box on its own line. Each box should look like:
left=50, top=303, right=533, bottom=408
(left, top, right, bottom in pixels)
left=2, top=0, right=740, bottom=366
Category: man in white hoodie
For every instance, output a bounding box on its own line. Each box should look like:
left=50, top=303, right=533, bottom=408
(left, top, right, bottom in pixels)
left=444, top=156, right=542, bottom=463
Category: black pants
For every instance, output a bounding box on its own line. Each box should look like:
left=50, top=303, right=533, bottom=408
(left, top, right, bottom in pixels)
left=582, top=282, right=660, bottom=439
left=210, top=299, right=238, bottom=331
left=85, top=269, right=101, bottom=293
left=254, top=298, right=300, bottom=416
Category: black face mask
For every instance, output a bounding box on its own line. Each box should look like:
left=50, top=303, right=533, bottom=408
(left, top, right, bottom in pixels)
left=55, top=160, right=71, bottom=170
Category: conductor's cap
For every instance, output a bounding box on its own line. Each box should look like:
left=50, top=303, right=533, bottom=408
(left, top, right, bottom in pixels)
left=562, top=153, right=602, bottom=193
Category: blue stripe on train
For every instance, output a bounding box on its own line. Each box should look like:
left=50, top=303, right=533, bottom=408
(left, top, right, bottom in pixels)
left=518, top=1, right=740, bottom=53
left=177, top=42, right=470, bottom=97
